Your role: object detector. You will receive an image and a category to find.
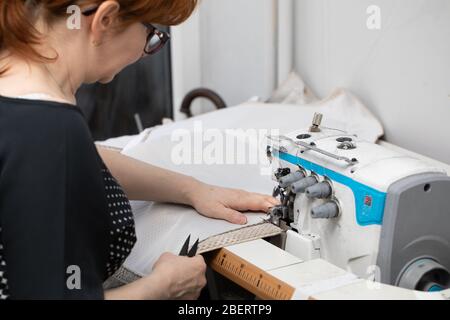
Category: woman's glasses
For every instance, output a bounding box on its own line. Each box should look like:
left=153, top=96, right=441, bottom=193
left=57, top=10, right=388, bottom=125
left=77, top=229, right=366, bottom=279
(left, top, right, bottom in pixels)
left=82, top=7, right=170, bottom=56
left=141, top=23, right=170, bottom=55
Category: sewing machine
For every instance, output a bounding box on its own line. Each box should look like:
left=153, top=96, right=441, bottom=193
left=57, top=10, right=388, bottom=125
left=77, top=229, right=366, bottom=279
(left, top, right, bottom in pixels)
left=102, top=104, right=450, bottom=299
left=266, top=113, right=450, bottom=292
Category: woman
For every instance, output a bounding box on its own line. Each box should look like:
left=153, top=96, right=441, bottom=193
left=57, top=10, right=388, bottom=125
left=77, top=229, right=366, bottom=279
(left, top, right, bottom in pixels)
left=0, top=0, right=279, bottom=299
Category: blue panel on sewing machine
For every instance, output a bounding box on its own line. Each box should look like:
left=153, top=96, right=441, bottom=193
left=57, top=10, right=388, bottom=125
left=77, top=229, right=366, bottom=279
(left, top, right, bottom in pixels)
left=275, top=150, right=386, bottom=226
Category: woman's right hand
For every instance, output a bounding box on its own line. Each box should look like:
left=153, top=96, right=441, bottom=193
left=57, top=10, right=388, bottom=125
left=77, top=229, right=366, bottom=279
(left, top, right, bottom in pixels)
left=151, top=252, right=207, bottom=300
left=105, top=252, right=207, bottom=300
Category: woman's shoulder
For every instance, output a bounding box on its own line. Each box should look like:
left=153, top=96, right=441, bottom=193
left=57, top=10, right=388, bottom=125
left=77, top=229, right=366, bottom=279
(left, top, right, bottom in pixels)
left=0, top=94, right=84, bottom=122
left=0, top=95, right=98, bottom=171
left=0, top=95, right=90, bottom=147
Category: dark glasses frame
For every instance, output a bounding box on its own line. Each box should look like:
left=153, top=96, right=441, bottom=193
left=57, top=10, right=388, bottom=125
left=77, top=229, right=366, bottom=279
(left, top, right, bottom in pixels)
left=82, top=7, right=170, bottom=56
left=141, top=23, right=171, bottom=55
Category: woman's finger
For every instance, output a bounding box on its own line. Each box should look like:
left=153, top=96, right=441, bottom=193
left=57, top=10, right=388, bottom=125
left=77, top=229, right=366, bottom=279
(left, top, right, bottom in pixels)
left=219, top=207, right=247, bottom=225
left=266, top=196, right=281, bottom=206
left=245, top=194, right=279, bottom=212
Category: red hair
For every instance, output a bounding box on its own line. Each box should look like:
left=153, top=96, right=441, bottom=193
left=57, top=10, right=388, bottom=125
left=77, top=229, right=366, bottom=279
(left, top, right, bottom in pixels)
left=0, top=0, right=198, bottom=75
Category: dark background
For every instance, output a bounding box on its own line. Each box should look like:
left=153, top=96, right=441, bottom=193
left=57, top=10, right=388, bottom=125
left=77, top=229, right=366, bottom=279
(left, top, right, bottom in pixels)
left=76, top=27, right=173, bottom=141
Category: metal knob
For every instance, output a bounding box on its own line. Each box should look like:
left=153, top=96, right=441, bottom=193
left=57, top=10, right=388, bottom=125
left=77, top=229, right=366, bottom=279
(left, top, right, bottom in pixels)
left=290, top=176, right=318, bottom=194
left=309, top=113, right=323, bottom=132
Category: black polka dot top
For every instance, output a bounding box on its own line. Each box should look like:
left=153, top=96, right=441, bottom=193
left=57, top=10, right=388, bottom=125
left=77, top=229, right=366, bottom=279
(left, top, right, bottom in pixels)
left=0, top=95, right=137, bottom=299
left=101, top=164, right=137, bottom=278
left=0, top=164, right=137, bottom=300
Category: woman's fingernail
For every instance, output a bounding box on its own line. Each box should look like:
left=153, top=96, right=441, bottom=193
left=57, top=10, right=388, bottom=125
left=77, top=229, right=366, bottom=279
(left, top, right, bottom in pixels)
left=238, top=214, right=247, bottom=224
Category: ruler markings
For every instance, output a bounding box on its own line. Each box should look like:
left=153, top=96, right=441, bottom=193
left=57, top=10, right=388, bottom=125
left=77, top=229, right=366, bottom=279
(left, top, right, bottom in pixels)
left=207, top=248, right=295, bottom=300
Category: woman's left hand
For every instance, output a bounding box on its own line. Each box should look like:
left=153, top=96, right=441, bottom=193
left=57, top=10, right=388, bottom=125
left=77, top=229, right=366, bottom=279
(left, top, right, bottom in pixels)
left=189, top=183, right=281, bottom=225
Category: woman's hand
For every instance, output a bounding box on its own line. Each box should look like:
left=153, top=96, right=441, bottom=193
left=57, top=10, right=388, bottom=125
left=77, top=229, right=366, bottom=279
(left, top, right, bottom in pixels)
left=105, top=252, right=207, bottom=300
left=151, top=252, right=207, bottom=300
left=189, top=183, right=281, bottom=225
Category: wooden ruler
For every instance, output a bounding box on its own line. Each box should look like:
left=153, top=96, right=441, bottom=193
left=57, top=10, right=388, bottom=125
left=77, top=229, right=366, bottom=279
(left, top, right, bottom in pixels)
left=208, top=247, right=295, bottom=300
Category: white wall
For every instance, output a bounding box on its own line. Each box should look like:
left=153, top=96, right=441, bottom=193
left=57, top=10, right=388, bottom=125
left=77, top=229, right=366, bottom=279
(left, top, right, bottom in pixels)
left=171, top=0, right=450, bottom=164
left=171, top=0, right=277, bottom=119
left=171, top=7, right=202, bottom=120
left=294, top=0, right=450, bottom=164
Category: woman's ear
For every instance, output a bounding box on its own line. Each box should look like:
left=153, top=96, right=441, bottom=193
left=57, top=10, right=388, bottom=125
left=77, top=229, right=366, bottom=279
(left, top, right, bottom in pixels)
left=90, top=0, right=121, bottom=45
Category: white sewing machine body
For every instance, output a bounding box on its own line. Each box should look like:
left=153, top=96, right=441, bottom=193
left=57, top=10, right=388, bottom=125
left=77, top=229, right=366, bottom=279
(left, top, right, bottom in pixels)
left=267, top=115, right=450, bottom=292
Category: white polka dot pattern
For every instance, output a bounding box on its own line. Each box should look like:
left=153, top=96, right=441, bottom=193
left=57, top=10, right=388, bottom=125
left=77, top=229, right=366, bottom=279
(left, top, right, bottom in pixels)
left=102, top=166, right=137, bottom=278
left=0, top=227, right=9, bottom=300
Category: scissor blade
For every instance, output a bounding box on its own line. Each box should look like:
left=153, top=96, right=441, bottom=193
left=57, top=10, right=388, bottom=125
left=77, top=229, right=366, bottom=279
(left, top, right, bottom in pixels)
left=179, top=235, right=191, bottom=256
left=187, top=238, right=199, bottom=257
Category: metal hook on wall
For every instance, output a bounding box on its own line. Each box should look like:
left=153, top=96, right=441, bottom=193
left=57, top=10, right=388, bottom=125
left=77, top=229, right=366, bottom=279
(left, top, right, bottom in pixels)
left=180, top=88, right=227, bottom=118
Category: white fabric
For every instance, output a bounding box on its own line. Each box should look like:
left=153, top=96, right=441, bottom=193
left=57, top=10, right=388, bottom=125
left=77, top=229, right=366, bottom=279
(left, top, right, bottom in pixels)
left=268, top=71, right=318, bottom=105
left=111, top=89, right=384, bottom=276
left=126, top=204, right=268, bottom=276
left=97, top=135, right=140, bottom=150
left=121, top=129, right=273, bottom=276
left=124, top=89, right=383, bottom=146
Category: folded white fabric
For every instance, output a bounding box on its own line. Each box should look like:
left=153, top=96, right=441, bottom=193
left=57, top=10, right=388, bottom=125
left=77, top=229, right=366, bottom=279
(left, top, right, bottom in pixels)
left=115, top=88, right=384, bottom=277
left=267, top=71, right=318, bottom=105
left=123, top=89, right=383, bottom=148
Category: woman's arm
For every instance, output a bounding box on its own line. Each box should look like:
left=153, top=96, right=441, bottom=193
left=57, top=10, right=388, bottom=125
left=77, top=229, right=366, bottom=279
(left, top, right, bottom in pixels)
left=97, top=146, right=201, bottom=205
left=98, top=146, right=280, bottom=225
left=105, top=273, right=166, bottom=300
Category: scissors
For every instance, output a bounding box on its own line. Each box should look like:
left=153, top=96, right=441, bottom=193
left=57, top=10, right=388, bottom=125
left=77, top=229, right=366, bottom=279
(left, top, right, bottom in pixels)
left=179, top=234, right=199, bottom=257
